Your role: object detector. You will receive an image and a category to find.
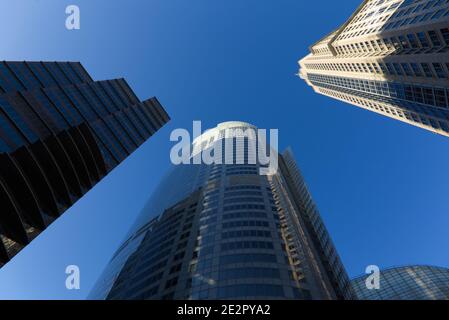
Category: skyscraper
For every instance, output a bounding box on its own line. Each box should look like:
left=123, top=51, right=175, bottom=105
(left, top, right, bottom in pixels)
left=0, top=61, right=170, bottom=267
left=299, top=0, right=449, bottom=137
left=352, top=265, right=449, bottom=300
left=89, top=121, right=354, bottom=300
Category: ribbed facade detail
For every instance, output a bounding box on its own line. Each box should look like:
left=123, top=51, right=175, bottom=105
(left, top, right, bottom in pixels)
left=0, top=61, right=170, bottom=266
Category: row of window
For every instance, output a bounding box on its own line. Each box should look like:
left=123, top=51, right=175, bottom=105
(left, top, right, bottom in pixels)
left=224, top=197, right=265, bottom=204
left=11, top=86, right=130, bottom=165
left=222, top=220, right=270, bottom=229
left=305, top=59, right=449, bottom=80
left=218, top=267, right=280, bottom=281
left=222, top=230, right=272, bottom=239
left=334, top=28, right=449, bottom=57
left=221, top=241, right=274, bottom=251
left=225, top=185, right=261, bottom=191
left=308, top=73, right=449, bottom=110
left=0, top=61, right=88, bottom=93
left=337, top=0, right=449, bottom=40
left=225, top=170, right=258, bottom=176
left=382, top=6, right=449, bottom=32
left=223, top=204, right=266, bottom=212
left=220, top=253, right=278, bottom=265
left=224, top=190, right=263, bottom=198
left=223, top=211, right=268, bottom=220
left=317, top=86, right=449, bottom=132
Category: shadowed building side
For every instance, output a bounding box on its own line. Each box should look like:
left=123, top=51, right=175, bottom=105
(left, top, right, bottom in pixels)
left=0, top=61, right=170, bottom=267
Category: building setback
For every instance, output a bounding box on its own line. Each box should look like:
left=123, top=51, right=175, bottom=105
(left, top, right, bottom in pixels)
left=0, top=61, right=170, bottom=266
left=89, top=121, right=354, bottom=300
left=299, top=0, right=449, bottom=137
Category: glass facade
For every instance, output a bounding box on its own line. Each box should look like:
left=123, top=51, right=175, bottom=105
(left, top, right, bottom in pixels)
left=308, top=73, right=449, bottom=131
left=352, top=265, right=449, bottom=300
left=89, top=122, right=354, bottom=300
left=0, top=61, right=170, bottom=267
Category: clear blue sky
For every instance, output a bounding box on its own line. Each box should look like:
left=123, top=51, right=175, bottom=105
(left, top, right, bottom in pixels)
left=0, top=0, right=448, bottom=299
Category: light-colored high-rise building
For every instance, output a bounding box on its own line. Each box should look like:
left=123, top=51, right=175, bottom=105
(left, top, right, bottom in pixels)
left=299, top=0, right=449, bottom=137
left=89, top=121, right=354, bottom=300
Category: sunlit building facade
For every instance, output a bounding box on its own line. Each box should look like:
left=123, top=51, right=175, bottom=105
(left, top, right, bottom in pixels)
left=299, top=0, right=449, bottom=136
left=89, top=121, right=354, bottom=300
left=0, top=61, right=169, bottom=266
left=352, top=265, right=449, bottom=300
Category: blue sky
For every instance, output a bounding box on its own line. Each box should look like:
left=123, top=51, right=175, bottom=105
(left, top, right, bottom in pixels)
left=0, top=0, right=448, bottom=299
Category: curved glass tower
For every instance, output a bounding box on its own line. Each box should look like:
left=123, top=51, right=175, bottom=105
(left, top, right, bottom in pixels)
left=89, top=121, right=354, bottom=300
left=352, top=265, right=449, bottom=300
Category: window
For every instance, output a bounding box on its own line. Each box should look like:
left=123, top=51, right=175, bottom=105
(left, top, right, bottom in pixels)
left=423, top=88, right=435, bottom=106
left=407, top=34, right=419, bottom=48
left=169, top=263, right=182, bottom=274
left=393, top=63, right=404, bottom=75
left=398, top=36, right=410, bottom=49
left=411, top=63, right=423, bottom=77
left=431, top=9, right=446, bottom=20
left=421, top=63, right=434, bottom=77
left=385, top=63, right=395, bottom=74
left=165, top=277, right=178, bottom=289
left=428, top=30, right=442, bottom=46
left=413, top=87, right=424, bottom=103
left=417, top=32, right=430, bottom=48
left=434, top=89, right=447, bottom=108
left=173, top=251, right=185, bottom=261
left=433, top=63, right=447, bottom=78
left=401, top=63, right=413, bottom=76
left=440, top=28, right=449, bottom=45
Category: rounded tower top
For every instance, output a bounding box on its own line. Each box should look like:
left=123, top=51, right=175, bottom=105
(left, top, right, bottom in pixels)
left=216, top=121, right=257, bottom=130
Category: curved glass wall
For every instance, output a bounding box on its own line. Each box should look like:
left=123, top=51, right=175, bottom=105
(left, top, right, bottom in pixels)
left=89, top=121, right=353, bottom=300
left=352, top=265, right=449, bottom=300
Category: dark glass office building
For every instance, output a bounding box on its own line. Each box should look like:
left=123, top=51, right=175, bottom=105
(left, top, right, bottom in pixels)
left=89, top=121, right=354, bottom=300
left=0, top=61, right=170, bottom=267
left=352, top=265, right=449, bottom=300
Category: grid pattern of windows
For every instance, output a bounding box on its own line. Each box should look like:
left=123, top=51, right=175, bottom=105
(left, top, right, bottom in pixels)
left=0, top=61, right=169, bottom=267
left=302, top=67, right=449, bottom=134
left=299, top=0, right=449, bottom=137
left=304, top=59, right=449, bottom=78
left=308, top=73, right=449, bottom=110
left=336, top=0, right=449, bottom=41
left=352, top=265, right=449, bottom=300
left=90, top=122, right=354, bottom=301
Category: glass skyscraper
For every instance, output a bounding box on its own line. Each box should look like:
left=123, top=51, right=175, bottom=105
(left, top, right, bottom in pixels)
left=0, top=61, right=170, bottom=267
left=352, top=265, right=449, bottom=300
left=89, top=121, right=354, bottom=300
left=299, top=0, right=449, bottom=136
